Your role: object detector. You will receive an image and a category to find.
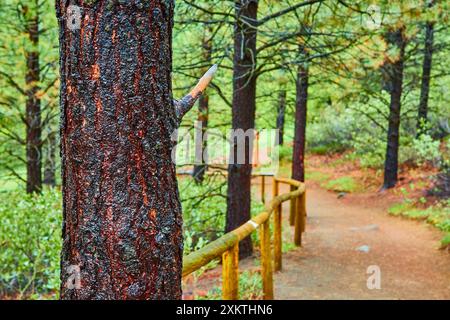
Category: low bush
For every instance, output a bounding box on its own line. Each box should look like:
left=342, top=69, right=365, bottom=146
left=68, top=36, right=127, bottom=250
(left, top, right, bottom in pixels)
left=388, top=199, right=450, bottom=247
left=179, top=176, right=228, bottom=254
left=307, top=108, right=354, bottom=155
left=197, top=270, right=263, bottom=300
left=0, top=188, right=62, bottom=299
left=323, top=176, right=359, bottom=193
left=0, top=175, right=268, bottom=298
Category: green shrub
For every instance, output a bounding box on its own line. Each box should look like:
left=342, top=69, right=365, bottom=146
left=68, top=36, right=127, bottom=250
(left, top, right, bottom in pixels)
left=388, top=202, right=413, bottom=216
left=278, top=144, right=293, bottom=162
left=0, top=176, right=268, bottom=298
left=179, top=177, right=227, bottom=254
left=305, top=171, right=331, bottom=183
left=411, top=134, right=441, bottom=165
left=179, top=175, right=265, bottom=254
left=0, top=188, right=62, bottom=299
left=349, top=131, right=386, bottom=168
left=197, top=270, right=263, bottom=300
left=441, top=233, right=450, bottom=248
left=388, top=200, right=450, bottom=244
left=309, top=145, right=333, bottom=155
left=282, top=242, right=296, bottom=253
left=307, top=109, right=354, bottom=155
left=323, top=176, right=359, bottom=193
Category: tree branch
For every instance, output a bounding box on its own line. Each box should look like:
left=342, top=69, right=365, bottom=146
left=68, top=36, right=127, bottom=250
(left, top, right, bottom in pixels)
left=257, top=0, right=323, bottom=26
left=174, top=64, right=218, bottom=124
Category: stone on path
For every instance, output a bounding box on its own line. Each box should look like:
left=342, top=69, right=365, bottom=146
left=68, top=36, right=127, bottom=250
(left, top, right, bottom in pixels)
left=356, top=245, right=371, bottom=253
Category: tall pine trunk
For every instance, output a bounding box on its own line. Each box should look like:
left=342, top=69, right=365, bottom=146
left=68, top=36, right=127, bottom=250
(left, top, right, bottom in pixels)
left=417, top=20, right=434, bottom=135
left=292, top=58, right=308, bottom=183
left=383, top=29, right=406, bottom=189
left=226, top=0, right=258, bottom=258
left=57, top=0, right=182, bottom=299
left=276, top=89, right=286, bottom=146
left=193, top=32, right=212, bottom=183
left=25, top=2, right=42, bottom=194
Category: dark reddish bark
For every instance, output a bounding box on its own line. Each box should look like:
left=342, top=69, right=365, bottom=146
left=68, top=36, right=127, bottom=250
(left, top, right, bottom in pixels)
left=57, top=0, right=182, bottom=299
left=292, top=56, right=308, bottom=183
left=226, top=0, right=258, bottom=258
left=417, top=19, right=434, bottom=135
left=25, top=4, right=42, bottom=193
left=275, top=89, right=286, bottom=146
left=193, top=32, right=212, bottom=183
left=383, top=29, right=406, bottom=189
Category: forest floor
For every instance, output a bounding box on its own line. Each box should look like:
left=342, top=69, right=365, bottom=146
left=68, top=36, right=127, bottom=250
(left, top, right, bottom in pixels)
left=273, top=182, right=449, bottom=299
left=183, top=154, right=450, bottom=300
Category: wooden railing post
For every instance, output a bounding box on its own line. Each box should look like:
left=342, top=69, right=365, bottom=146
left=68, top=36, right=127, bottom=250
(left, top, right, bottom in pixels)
left=222, top=243, right=239, bottom=300
left=261, top=175, right=265, bottom=204
left=260, top=220, right=274, bottom=299
left=272, top=180, right=282, bottom=272
left=289, top=185, right=296, bottom=226
left=272, top=177, right=278, bottom=198
left=301, top=191, right=306, bottom=232
left=294, top=192, right=306, bottom=246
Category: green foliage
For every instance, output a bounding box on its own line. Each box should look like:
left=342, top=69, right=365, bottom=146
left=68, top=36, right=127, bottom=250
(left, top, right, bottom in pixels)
left=197, top=270, right=263, bottom=300
left=305, top=171, right=331, bottom=183
left=180, top=176, right=266, bottom=254
left=440, top=233, right=450, bottom=248
left=307, top=109, right=354, bottom=155
left=412, top=134, right=442, bottom=165
left=250, top=200, right=266, bottom=246
left=349, top=130, right=386, bottom=168
left=388, top=202, right=413, bottom=216
left=278, top=144, right=293, bottom=162
left=179, top=177, right=227, bottom=255
left=388, top=199, right=450, bottom=244
left=0, top=188, right=62, bottom=299
left=282, top=241, right=297, bottom=254
left=0, top=0, right=60, bottom=184
left=349, top=127, right=446, bottom=169
left=0, top=175, right=267, bottom=297
left=238, top=271, right=263, bottom=299
left=323, top=176, right=359, bottom=193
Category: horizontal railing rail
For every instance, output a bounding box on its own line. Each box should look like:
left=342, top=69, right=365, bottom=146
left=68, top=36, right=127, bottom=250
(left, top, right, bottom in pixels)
left=181, top=174, right=306, bottom=300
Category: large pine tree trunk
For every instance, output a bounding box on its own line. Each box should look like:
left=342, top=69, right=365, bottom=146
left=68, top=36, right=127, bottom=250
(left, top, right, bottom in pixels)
left=383, top=29, right=406, bottom=189
left=25, top=3, right=42, bottom=194
left=193, top=32, right=212, bottom=183
left=417, top=20, right=434, bottom=135
left=57, top=0, right=182, bottom=299
left=226, top=0, right=258, bottom=258
left=276, top=89, right=286, bottom=146
left=292, top=58, right=308, bottom=183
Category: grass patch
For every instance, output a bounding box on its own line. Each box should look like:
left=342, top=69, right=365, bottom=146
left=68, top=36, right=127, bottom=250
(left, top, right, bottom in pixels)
left=322, top=176, right=359, bottom=193
left=196, top=270, right=263, bottom=300
left=308, top=143, right=346, bottom=155
left=441, top=233, right=450, bottom=248
left=388, top=202, right=414, bottom=216
left=282, top=242, right=297, bottom=254
left=305, top=171, right=331, bottom=183
left=0, top=187, right=62, bottom=299
left=388, top=200, right=450, bottom=246
left=309, top=145, right=330, bottom=155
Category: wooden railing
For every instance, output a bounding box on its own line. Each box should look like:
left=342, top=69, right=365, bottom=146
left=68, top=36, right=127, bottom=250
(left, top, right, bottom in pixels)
left=181, top=175, right=306, bottom=300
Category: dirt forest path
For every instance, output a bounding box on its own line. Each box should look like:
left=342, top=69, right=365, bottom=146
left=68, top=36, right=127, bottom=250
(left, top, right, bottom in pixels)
left=272, top=182, right=450, bottom=299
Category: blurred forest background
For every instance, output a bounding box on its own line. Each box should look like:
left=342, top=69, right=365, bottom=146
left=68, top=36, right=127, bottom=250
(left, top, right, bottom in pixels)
left=0, top=0, right=448, bottom=299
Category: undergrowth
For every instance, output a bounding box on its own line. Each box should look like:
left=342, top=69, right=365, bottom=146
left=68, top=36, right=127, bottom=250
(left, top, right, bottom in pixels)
left=388, top=197, right=450, bottom=248
left=196, top=270, right=263, bottom=300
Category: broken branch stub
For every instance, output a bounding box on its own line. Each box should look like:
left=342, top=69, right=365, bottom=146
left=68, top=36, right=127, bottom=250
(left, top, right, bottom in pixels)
left=174, top=64, right=218, bottom=124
